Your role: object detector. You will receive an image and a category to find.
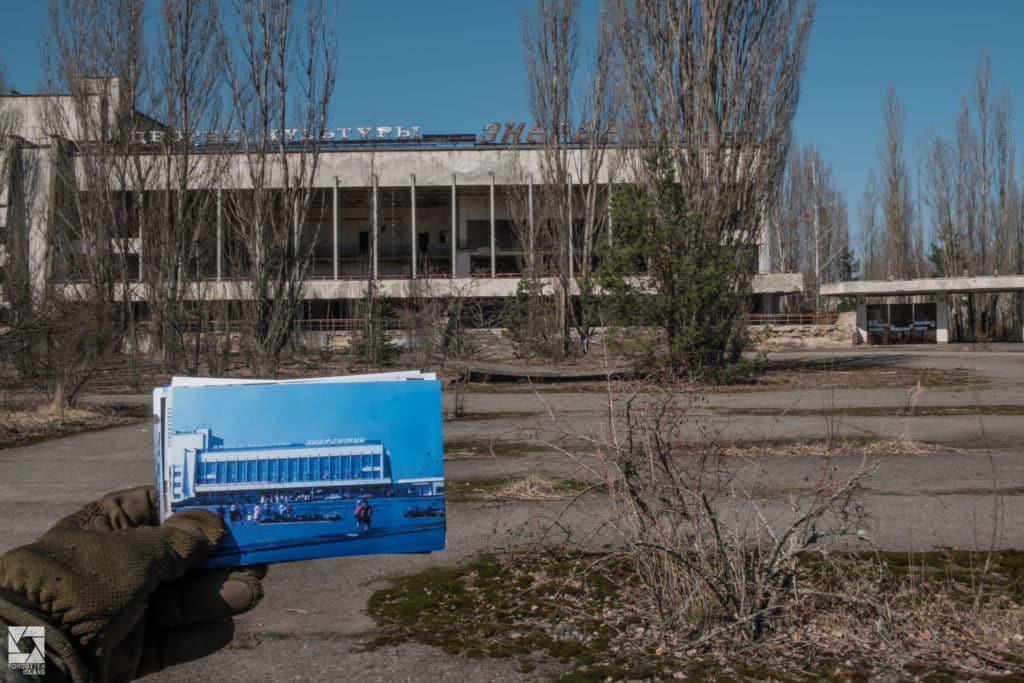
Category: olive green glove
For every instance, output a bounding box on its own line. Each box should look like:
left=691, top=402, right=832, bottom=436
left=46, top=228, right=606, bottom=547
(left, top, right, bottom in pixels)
left=0, top=487, right=265, bottom=683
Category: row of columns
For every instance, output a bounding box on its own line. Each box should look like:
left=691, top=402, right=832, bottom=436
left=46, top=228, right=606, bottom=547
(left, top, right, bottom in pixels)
left=211, top=176, right=610, bottom=282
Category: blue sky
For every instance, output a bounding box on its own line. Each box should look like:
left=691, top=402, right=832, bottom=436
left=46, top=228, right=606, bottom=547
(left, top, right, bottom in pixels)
left=169, top=380, right=443, bottom=480
left=2, top=1, right=1021, bottom=251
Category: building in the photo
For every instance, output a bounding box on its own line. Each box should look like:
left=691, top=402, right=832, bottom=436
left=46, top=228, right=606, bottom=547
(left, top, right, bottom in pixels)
left=166, top=429, right=396, bottom=504
left=0, top=79, right=803, bottom=332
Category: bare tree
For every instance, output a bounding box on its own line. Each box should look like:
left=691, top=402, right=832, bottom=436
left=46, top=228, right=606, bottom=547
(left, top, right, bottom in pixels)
left=858, top=170, right=882, bottom=281
left=0, top=72, right=47, bottom=380
left=772, top=143, right=849, bottom=312
left=512, top=0, right=618, bottom=358
left=877, top=85, right=916, bottom=279
left=219, top=0, right=336, bottom=375
left=144, top=0, right=227, bottom=372
left=605, top=0, right=814, bottom=374
left=41, top=0, right=156, bottom=405
left=921, top=54, right=1022, bottom=341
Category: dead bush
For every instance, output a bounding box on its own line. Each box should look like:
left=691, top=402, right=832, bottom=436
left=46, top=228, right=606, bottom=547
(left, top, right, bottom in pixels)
left=527, top=381, right=872, bottom=643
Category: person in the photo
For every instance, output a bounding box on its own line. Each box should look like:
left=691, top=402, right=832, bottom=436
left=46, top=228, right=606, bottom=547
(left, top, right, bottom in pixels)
left=0, top=486, right=265, bottom=683
left=354, top=499, right=368, bottom=531
left=362, top=499, right=372, bottom=529
left=354, top=498, right=373, bottom=532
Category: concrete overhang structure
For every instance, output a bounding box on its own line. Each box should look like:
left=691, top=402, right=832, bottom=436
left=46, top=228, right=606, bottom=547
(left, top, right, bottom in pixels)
left=820, top=276, right=1024, bottom=344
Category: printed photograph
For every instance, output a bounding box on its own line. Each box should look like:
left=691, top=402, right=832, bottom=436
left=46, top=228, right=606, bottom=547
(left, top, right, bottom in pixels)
left=157, top=379, right=444, bottom=566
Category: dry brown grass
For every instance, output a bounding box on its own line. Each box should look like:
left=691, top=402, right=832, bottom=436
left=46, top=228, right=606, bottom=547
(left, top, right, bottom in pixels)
left=448, top=475, right=591, bottom=502
left=483, top=475, right=571, bottom=501
left=723, top=437, right=950, bottom=459
left=0, top=403, right=146, bottom=448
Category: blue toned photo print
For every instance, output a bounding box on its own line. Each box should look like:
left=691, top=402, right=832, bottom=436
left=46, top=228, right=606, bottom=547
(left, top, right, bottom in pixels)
left=156, top=377, right=444, bottom=567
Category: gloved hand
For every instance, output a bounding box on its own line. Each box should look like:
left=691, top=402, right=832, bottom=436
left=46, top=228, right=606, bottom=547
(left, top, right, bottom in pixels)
left=0, top=486, right=265, bottom=683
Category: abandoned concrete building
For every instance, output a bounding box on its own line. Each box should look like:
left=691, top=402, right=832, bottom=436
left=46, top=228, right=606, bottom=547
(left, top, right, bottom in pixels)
left=0, top=79, right=803, bottom=336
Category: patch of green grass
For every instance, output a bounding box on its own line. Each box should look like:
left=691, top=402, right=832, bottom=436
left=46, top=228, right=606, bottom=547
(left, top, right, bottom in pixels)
left=803, top=549, right=1024, bottom=606
left=367, top=553, right=652, bottom=676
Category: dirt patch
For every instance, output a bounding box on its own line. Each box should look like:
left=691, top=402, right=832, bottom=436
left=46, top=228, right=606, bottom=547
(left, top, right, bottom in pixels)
left=465, top=364, right=983, bottom=394
left=446, top=436, right=951, bottom=462
left=747, top=363, right=984, bottom=391
left=367, top=550, right=1024, bottom=681
left=446, top=410, right=540, bottom=422
left=0, top=403, right=149, bottom=449
left=443, top=439, right=552, bottom=459
left=717, top=403, right=1024, bottom=418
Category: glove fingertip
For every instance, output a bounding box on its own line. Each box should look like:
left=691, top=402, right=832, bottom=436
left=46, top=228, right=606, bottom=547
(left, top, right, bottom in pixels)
left=162, top=508, right=226, bottom=558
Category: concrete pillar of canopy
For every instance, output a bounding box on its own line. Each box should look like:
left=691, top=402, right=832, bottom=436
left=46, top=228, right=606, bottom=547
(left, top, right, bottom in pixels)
left=935, top=293, right=950, bottom=343
left=855, top=295, right=868, bottom=345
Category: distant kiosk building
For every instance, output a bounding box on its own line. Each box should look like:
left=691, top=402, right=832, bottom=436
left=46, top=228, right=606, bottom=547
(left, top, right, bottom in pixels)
left=821, top=276, right=1024, bottom=345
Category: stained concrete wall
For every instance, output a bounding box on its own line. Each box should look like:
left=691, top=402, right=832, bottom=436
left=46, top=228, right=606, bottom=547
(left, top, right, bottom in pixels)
left=751, top=311, right=858, bottom=351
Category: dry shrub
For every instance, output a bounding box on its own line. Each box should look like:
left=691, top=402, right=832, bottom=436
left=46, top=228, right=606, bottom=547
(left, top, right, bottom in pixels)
left=510, top=379, right=1023, bottom=676
left=523, top=381, right=872, bottom=643
left=603, top=384, right=871, bottom=640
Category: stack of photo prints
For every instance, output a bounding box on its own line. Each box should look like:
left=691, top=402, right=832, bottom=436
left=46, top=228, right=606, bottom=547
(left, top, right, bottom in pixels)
left=153, top=371, right=445, bottom=567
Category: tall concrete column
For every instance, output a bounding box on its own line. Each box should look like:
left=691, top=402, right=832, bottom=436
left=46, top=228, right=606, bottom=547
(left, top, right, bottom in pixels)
left=450, top=174, right=457, bottom=276
left=410, top=174, right=417, bottom=278
left=371, top=175, right=379, bottom=279
left=24, top=144, right=54, bottom=296
left=489, top=173, right=496, bottom=278
left=292, top=197, right=300, bottom=254
left=137, top=191, right=144, bottom=282
left=527, top=176, right=535, bottom=272
left=567, top=181, right=574, bottom=280
left=606, top=184, right=613, bottom=244
left=935, top=293, right=950, bottom=343
left=758, top=216, right=771, bottom=273
left=215, top=187, right=223, bottom=281
left=855, top=295, right=868, bottom=345
left=332, top=177, right=339, bottom=279
left=1020, top=292, right=1024, bottom=343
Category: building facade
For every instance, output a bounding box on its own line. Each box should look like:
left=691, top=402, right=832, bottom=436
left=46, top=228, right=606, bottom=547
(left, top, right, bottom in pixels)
left=0, top=81, right=802, bottom=329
